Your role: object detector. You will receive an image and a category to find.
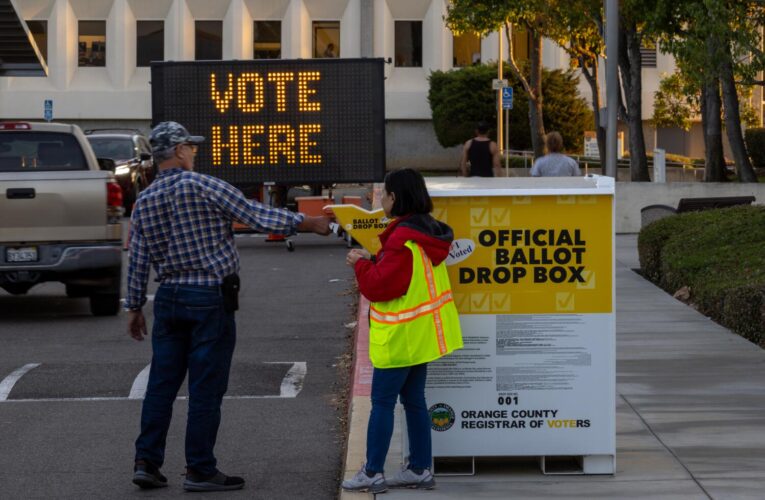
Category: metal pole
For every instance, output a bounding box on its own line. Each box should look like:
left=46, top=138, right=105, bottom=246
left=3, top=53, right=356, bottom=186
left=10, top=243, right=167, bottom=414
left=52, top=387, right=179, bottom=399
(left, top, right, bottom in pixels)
left=505, top=106, right=509, bottom=176
left=497, top=30, right=503, bottom=153
left=605, top=0, right=618, bottom=178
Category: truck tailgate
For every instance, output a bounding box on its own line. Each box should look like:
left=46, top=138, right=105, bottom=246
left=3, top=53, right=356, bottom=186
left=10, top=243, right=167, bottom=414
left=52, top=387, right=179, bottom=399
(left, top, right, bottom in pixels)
left=0, top=171, right=115, bottom=242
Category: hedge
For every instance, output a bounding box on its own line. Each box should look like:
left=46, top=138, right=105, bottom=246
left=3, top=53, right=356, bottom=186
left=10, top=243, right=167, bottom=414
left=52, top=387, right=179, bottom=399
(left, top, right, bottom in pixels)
left=638, top=206, right=765, bottom=347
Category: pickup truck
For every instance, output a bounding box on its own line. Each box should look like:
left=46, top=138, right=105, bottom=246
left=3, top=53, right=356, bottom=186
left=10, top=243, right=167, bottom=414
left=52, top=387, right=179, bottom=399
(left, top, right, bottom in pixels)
left=0, top=122, right=124, bottom=315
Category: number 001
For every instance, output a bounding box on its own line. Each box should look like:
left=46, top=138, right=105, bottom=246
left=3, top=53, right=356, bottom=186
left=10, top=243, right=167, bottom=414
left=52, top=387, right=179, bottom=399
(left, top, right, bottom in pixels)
left=498, top=396, right=518, bottom=405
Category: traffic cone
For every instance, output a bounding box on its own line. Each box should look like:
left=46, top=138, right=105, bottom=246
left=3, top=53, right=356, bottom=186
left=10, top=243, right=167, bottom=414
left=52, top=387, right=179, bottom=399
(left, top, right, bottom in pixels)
left=266, top=233, right=286, bottom=242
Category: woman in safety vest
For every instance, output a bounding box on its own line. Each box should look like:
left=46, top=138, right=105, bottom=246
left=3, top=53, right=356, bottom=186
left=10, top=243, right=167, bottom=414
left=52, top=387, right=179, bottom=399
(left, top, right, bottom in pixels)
left=341, top=168, right=463, bottom=493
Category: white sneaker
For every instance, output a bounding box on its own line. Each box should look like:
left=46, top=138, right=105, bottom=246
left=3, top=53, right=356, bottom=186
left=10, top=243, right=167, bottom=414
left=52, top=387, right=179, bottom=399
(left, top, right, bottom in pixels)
left=341, top=467, right=387, bottom=493
left=387, top=467, right=435, bottom=489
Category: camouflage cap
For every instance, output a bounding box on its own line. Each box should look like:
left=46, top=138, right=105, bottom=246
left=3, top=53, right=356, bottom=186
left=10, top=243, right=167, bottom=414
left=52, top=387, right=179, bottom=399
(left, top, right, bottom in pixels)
left=149, top=121, right=205, bottom=154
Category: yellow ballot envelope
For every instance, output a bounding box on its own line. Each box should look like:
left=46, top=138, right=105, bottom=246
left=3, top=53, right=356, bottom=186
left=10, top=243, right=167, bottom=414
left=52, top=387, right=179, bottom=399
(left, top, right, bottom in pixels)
left=325, top=204, right=391, bottom=254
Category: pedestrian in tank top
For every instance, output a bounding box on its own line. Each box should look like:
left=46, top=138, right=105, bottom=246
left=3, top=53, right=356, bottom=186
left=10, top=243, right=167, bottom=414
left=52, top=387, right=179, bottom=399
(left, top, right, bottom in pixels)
left=459, top=121, right=501, bottom=177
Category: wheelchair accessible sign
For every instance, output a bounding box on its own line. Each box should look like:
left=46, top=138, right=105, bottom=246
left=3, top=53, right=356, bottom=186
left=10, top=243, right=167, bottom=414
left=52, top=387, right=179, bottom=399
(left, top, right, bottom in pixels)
left=502, top=87, right=513, bottom=110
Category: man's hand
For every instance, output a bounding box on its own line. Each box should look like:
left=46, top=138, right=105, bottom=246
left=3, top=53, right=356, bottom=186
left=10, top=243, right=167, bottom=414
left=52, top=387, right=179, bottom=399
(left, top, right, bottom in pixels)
left=346, top=248, right=371, bottom=267
left=298, top=215, right=332, bottom=235
left=128, top=310, right=148, bottom=341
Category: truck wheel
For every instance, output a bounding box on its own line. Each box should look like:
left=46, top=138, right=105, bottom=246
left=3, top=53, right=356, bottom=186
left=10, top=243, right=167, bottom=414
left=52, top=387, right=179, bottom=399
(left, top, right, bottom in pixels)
left=90, top=293, right=120, bottom=316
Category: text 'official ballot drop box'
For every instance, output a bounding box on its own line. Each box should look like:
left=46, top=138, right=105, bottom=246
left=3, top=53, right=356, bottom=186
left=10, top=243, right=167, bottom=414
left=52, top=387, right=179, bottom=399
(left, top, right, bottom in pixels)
left=424, top=176, right=615, bottom=475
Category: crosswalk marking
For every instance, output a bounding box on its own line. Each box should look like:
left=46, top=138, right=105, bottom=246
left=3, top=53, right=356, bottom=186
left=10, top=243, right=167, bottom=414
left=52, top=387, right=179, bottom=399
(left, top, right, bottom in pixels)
left=0, top=363, right=40, bottom=401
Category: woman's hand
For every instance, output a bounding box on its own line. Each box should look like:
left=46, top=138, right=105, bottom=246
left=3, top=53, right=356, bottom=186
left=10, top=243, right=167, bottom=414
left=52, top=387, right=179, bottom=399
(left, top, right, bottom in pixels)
left=346, top=248, right=371, bottom=267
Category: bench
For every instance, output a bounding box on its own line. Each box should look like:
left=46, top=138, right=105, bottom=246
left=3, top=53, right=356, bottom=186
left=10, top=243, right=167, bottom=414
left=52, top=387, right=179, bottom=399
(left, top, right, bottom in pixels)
left=641, top=196, right=756, bottom=228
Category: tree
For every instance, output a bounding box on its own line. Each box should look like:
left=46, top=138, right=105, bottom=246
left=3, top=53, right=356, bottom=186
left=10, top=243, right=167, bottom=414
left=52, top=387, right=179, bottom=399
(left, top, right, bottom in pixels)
left=428, top=64, right=591, bottom=153
left=446, top=0, right=551, bottom=158
left=618, top=2, right=651, bottom=181
left=648, top=0, right=762, bottom=182
left=652, top=72, right=697, bottom=132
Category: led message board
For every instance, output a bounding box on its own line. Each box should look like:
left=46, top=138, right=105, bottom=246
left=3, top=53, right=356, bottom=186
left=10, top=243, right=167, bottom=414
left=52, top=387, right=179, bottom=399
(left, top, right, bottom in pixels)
left=151, top=59, right=385, bottom=185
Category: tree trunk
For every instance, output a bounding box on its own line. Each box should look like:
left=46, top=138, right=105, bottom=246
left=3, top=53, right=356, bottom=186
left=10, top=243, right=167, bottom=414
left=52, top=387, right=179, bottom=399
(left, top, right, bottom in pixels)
left=580, top=57, right=606, bottom=173
left=528, top=31, right=545, bottom=159
left=720, top=49, right=758, bottom=182
left=503, top=22, right=545, bottom=159
left=701, top=77, right=727, bottom=182
left=618, top=20, right=650, bottom=181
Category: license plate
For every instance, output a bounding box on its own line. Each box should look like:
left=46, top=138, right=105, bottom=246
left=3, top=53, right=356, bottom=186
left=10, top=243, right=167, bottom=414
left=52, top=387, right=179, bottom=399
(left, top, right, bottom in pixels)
left=6, top=247, right=38, bottom=262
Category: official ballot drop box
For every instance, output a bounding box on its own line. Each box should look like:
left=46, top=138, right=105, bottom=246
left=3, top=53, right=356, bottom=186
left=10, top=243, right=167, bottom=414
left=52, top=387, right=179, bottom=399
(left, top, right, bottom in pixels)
left=424, top=176, right=616, bottom=475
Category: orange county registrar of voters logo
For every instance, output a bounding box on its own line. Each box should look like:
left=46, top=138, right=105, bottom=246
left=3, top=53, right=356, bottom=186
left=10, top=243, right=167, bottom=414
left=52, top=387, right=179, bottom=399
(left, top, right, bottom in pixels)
left=429, top=403, right=456, bottom=431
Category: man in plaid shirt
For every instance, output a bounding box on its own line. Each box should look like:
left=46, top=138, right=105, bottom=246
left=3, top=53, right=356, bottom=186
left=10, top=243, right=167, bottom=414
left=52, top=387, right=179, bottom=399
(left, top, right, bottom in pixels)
left=127, top=121, right=330, bottom=492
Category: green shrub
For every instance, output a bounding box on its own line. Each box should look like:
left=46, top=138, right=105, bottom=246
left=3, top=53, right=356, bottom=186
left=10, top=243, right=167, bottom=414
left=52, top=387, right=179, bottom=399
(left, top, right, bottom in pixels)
left=428, top=64, right=592, bottom=153
left=638, top=206, right=765, bottom=347
left=744, top=127, right=765, bottom=169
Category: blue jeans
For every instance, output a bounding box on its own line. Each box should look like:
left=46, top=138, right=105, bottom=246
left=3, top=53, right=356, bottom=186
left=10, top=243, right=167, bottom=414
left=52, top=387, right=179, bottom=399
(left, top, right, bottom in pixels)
left=134, top=284, right=236, bottom=477
left=366, top=363, right=432, bottom=473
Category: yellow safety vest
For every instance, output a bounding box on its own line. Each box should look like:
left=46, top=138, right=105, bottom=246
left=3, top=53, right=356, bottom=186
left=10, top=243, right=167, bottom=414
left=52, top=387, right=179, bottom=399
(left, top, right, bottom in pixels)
left=368, top=240, right=463, bottom=368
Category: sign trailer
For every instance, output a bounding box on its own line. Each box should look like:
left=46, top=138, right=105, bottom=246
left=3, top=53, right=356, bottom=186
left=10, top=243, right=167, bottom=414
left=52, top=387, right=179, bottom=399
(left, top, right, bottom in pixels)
left=151, top=59, right=386, bottom=186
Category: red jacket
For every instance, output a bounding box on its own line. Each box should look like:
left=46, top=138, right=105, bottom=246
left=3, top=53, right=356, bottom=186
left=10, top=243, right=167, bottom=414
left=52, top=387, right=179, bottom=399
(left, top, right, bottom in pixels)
left=354, top=213, right=454, bottom=302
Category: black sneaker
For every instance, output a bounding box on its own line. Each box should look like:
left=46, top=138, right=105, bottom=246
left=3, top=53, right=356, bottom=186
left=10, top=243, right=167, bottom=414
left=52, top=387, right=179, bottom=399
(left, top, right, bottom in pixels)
left=132, top=460, right=168, bottom=489
left=183, top=469, right=245, bottom=492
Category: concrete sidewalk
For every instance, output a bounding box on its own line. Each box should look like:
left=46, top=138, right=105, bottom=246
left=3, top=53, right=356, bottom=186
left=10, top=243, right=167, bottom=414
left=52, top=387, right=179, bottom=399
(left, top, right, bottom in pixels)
left=341, top=234, right=765, bottom=499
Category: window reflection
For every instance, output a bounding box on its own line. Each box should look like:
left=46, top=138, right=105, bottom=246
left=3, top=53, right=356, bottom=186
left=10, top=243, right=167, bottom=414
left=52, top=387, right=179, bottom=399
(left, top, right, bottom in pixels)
left=79, top=21, right=106, bottom=67
left=453, top=32, right=480, bottom=67
left=254, top=21, right=281, bottom=59
left=196, top=21, right=222, bottom=61
left=137, top=21, right=164, bottom=67
left=394, top=21, right=422, bottom=67
left=313, top=21, right=339, bottom=58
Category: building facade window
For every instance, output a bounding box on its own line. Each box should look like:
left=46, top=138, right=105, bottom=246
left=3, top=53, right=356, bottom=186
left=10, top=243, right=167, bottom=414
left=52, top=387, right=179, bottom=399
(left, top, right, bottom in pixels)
left=640, top=46, right=657, bottom=67
left=26, top=20, right=47, bottom=65
left=313, top=21, right=339, bottom=58
left=394, top=21, right=422, bottom=67
left=512, top=27, right=530, bottom=62
left=453, top=32, right=480, bottom=67
left=79, top=21, right=106, bottom=67
left=195, top=21, right=222, bottom=60
left=136, top=21, right=164, bottom=67
left=254, top=21, right=281, bottom=59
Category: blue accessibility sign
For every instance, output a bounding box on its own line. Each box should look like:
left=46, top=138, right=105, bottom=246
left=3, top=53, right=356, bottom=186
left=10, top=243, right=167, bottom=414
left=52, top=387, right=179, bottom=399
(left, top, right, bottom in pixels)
left=502, top=87, right=513, bottom=110
left=44, top=99, right=53, bottom=122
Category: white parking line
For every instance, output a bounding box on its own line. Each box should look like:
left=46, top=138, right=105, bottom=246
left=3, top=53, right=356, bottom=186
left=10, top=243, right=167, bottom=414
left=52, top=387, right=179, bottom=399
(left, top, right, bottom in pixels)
left=129, top=363, right=151, bottom=399
left=0, top=363, right=40, bottom=401
left=266, top=361, right=307, bottom=398
left=0, top=361, right=307, bottom=402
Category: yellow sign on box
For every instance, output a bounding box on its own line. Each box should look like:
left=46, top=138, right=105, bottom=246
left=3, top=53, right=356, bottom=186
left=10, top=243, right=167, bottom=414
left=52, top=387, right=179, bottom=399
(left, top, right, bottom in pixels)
left=326, top=204, right=390, bottom=255
left=434, top=194, right=613, bottom=315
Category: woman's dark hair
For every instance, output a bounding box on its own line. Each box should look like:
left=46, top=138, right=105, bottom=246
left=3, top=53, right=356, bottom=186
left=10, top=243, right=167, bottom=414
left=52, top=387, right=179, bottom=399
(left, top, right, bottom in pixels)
left=384, top=168, right=433, bottom=217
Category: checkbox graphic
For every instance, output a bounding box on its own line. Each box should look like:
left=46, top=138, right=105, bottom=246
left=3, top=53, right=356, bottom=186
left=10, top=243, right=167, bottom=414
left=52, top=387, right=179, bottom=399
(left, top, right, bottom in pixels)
left=470, top=293, right=490, bottom=312
left=470, top=207, right=489, bottom=227
left=492, top=293, right=510, bottom=311
left=576, top=270, right=596, bottom=290
left=555, top=292, right=575, bottom=311
left=453, top=293, right=469, bottom=312
left=491, top=207, right=511, bottom=227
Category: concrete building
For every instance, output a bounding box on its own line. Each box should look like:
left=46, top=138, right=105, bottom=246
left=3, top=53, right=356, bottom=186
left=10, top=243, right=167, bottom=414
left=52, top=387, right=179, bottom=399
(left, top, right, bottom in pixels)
left=2, top=0, right=757, bottom=169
